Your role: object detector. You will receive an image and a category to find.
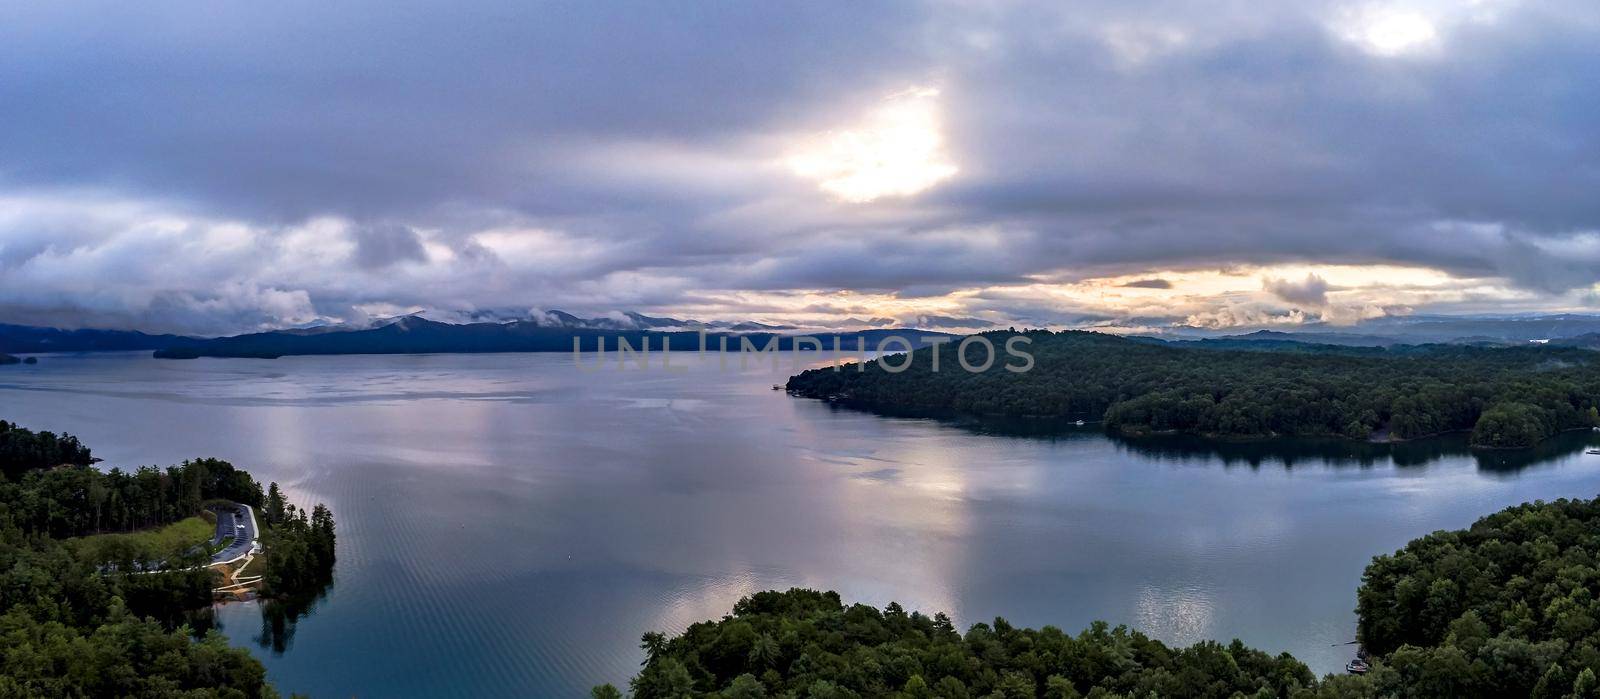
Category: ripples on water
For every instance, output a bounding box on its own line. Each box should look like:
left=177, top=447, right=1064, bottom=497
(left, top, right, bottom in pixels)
left=4, top=351, right=1600, bottom=696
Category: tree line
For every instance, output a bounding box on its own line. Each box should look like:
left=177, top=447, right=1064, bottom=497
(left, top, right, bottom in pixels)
left=597, top=589, right=1318, bottom=698
left=600, top=498, right=1600, bottom=697
left=0, top=419, right=328, bottom=697
left=785, top=331, right=1600, bottom=448
left=261, top=483, right=337, bottom=598
left=1356, top=497, right=1600, bottom=697
left=0, top=419, right=92, bottom=478
left=3, top=456, right=263, bottom=539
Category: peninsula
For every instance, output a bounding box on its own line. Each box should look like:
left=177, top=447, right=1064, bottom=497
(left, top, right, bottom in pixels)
left=0, top=419, right=334, bottom=696
left=785, top=330, right=1600, bottom=449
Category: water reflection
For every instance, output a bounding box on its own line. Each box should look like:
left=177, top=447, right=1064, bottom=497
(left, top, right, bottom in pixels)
left=1136, top=583, right=1216, bottom=647
left=820, top=403, right=1600, bottom=474
left=1109, top=430, right=1600, bottom=473
left=9, top=352, right=1600, bottom=695
left=255, top=581, right=334, bottom=655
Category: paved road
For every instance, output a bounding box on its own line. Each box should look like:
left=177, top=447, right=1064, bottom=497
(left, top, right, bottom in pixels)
left=208, top=502, right=259, bottom=565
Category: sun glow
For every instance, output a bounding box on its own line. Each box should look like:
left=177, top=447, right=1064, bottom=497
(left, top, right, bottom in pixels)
left=1336, top=4, right=1439, bottom=56
left=787, top=87, right=958, bottom=203
left=669, top=263, right=1506, bottom=332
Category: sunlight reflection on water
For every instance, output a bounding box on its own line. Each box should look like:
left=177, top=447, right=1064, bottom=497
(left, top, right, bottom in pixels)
left=4, top=351, right=1600, bottom=695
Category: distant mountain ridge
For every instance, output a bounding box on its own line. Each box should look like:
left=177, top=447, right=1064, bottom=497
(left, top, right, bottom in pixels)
left=0, top=323, right=201, bottom=354
left=0, top=309, right=812, bottom=356
left=447, top=309, right=798, bottom=332
left=150, top=316, right=956, bottom=359
left=1189, top=314, right=1600, bottom=346
left=8, top=312, right=1600, bottom=359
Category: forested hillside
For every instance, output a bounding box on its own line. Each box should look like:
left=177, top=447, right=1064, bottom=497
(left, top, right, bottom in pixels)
left=6, top=457, right=264, bottom=539
left=0, top=420, right=320, bottom=697
left=260, top=484, right=338, bottom=599
left=1357, top=497, right=1600, bottom=696
left=598, top=589, right=1319, bottom=699
left=786, top=330, right=1600, bottom=448
left=0, top=419, right=92, bottom=478
left=602, top=498, right=1600, bottom=697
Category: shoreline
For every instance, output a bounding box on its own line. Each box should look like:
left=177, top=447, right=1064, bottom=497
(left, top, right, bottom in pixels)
left=798, top=395, right=1599, bottom=452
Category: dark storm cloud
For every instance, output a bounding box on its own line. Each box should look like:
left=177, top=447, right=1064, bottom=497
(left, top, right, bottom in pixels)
left=1, top=0, right=1598, bottom=332
left=351, top=224, right=428, bottom=270
left=1121, top=279, right=1173, bottom=289
left=0, top=1, right=925, bottom=222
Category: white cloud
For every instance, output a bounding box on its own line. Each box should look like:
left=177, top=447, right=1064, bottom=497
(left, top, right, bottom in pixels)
left=786, top=87, right=958, bottom=203
left=1330, top=0, right=1521, bottom=57
left=1337, top=5, right=1439, bottom=56
left=0, top=1, right=1597, bottom=333
left=1185, top=304, right=1310, bottom=329
left=1263, top=273, right=1331, bottom=307
left=1101, top=23, right=1188, bottom=68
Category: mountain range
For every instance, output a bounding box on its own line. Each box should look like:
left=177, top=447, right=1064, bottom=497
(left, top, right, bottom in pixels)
left=4, top=312, right=1600, bottom=359
left=1157, top=314, right=1600, bottom=346
left=0, top=323, right=202, bottom=354
left=148, top=316, right=957, bottom=359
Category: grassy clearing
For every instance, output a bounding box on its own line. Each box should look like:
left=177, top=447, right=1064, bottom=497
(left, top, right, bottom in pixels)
left=236, top=552, right=265, bottom=578
left=71, top=516, right=214, bottom=564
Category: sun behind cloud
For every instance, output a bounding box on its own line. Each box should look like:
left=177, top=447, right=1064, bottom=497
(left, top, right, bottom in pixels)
left=1339, top=5, right=1438, bottom=56
left=786, top=86, right=958, bottom=203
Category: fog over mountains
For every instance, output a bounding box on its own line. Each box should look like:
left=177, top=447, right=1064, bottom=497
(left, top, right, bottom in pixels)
left=1156, top=314, right=1600, bottom=347
left=6, top=3, right=1600, bottom=336
left=5, top=311, right=1600, bottom=358
left=0, top=312, right=963, bottom=359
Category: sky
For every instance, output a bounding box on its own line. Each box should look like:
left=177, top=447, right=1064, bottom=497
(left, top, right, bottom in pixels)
left=2, top=0, right=1599, bottom=335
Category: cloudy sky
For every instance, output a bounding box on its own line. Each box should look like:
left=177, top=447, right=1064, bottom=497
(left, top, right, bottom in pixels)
left=3, top=0, right=1598, bottom=335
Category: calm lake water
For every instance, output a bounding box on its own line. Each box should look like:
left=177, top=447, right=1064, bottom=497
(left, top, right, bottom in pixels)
left=5, top=351, right=1600, bottom=696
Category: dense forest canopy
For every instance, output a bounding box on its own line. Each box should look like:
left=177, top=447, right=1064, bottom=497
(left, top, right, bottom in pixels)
left=599, top=588, right=1320, bottom=699
left=602, top=495, right=1600, bottom=699
left=785, top=331, right=1600, bottom=448
left=260, top=484, right=337, bottom=599
left=0, top=419, right=92, bottom=478
left=3, top=457, right=263, bottom=539
left=0, top=419, right=327, bottom=697
left=1357, top=497, right=1600, bottom=697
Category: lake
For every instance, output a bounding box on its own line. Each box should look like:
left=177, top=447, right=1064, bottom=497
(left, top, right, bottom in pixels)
left=4, top=351, right=1599, bottom=696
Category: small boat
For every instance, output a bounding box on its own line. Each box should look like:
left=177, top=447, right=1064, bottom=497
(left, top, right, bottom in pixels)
left=1074, top=420, right=1086, bottom=426
left=1345, top=659, right=1370, bottom=675
left=1587, top=449, right=1600, bottom=455
left=771, top=385, right=782, bottom=391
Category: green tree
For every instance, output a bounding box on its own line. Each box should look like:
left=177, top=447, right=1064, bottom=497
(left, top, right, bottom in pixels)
left=722, top=674, right=768, bottom=698
left=266, top=482, right=287, bottom=525
left=1575, top=668, right=1600, bottom=699
left=633, top=657, right=696, bottom=698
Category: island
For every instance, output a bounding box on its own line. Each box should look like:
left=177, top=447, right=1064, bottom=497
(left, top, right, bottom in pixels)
left=597, top=497, right=1600, bottom=697
left=0, top=419, right=334, bottom=697
left=785, top=330, right=1600, bottom=449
